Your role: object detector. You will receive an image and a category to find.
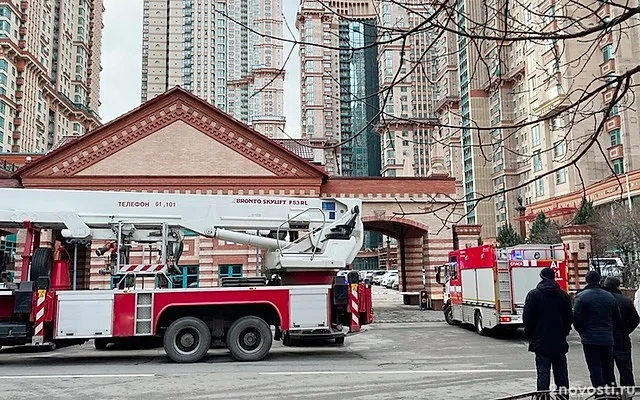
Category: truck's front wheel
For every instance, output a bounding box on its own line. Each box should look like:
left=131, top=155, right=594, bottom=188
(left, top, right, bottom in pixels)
left=163, top=317, right=211, bottom=363
left=444, top=304, right=459, bottom=326
left=227, top=316, right=272, bottom=361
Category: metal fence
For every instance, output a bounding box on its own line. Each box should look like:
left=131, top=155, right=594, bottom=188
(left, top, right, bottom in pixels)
left=492, top=387, right=640, bottom=400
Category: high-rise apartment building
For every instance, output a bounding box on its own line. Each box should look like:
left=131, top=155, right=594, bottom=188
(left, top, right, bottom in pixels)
left=141, top=0, right=285, bottom=138
left=376, top=0, right=438, bottom=178
left=297, top=1, right=439, bottom=178
left=0, top=0, right=103, bottom=153
left=296, top=1, right=382, bottom=176
left=431, top=0, right=640, bottom=240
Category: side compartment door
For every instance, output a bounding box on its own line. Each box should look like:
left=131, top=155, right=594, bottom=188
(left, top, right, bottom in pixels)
left=289, top=286, right=330, bottom=330
left=55, top=291, right=114, bottom=338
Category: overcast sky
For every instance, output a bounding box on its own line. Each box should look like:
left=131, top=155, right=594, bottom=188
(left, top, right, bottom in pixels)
left=99, top=0, right=301, bottom=137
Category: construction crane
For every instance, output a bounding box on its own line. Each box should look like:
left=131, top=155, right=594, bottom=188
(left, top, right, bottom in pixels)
left=0, top=188, right=373, bottom=362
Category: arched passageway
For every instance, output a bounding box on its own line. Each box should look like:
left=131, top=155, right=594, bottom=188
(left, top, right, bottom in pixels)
left=363, top=217, right=448, bottom=309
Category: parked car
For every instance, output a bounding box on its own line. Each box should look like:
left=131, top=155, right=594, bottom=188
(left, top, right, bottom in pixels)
left=368, top=270, right=386, bottom=284
left=373, top=270, right=391, bottom=285
left=391, top=276, right=399, bottom=290
left=380, top=271, right=398, bottom=287
left=386, top=274, right=398, bottom=289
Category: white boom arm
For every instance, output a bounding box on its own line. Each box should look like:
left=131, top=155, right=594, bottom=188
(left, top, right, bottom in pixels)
left=0, top=188, right=364, bottom=271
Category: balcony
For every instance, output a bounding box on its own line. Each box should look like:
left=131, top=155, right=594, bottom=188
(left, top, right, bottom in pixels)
left=598, top=3, right=610, bottom=19
left=600, top=59, right=615, bottom=75
left=15, top=90, right=23, bottom=99
left=601, top=32, right=613, bottom=47
left=16, top=77, right=24, bottom=86
left=608, top=144, right=623, bottom=160
left=606, top=115, right=621, bottom=131
left=12, top=131, right=20, bottom=141
left=602, top=87, right=616, bottom=103
left=532, top=87, right=569, bottom=117
left=18, top=40, right=25, bottom=49
left=13, top=118, right=21, bottom=127
left=19, top=27, right=26, bottom=36
left=542, top=48, right=557, bottom=65
left=249, top=115, right=286, bottom=122
left=20, top=0, right=27, bottom=10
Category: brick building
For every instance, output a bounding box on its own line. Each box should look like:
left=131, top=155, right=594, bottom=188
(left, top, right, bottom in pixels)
left=0, top=87, right=461, bottom=307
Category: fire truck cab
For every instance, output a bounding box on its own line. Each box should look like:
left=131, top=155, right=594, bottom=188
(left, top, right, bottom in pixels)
left=0, top=188, right=373, bottom=362
left=436, top=243, right=568, bottom=335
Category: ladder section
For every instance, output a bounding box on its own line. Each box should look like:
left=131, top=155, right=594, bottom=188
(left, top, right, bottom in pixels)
left=496, top=260, right=513, bottom=313
left=135, top=293, right=152, bottom=335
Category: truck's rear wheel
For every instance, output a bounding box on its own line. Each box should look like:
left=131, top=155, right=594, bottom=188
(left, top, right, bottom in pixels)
left=226, top=316, right=272, bottom=361
left=163, top=317, right=211, bottom=363
left=475, top=312, right=487, bottom=336
left=94, top=338, right=110, bottom=350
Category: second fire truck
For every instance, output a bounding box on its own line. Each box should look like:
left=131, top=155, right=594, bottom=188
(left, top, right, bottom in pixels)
left=436, top=243, right=569, bottom=335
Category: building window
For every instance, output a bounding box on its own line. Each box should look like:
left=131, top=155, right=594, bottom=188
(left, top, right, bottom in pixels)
left=535, top=177, right=545, bottom=197
left=553, top=140, right=565, bottom=157
left=555, top=168, right=566, bottom=184
left=533, top=150, right=542, bottom=171
left=218, top=264, right=243, bottom=280
left=602, top=44, right=613, bottom=62
left=613, top=159, right=624, bottom=175
left=610, top=129, right=620, bottom=146
left=531, top=124, right=540, bottom=147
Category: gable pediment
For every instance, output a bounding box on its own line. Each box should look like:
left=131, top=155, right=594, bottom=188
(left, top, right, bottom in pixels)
left=76, top=120, right=276, bottom=176
left=16, top=88, right=327, bottom=179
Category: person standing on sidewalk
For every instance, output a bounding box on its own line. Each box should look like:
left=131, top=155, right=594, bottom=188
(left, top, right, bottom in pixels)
left=523, top=267, right=573, bottom=400
left=573, top=270, right=622, bottom=390
left=602, top=276, right=639, bottom=387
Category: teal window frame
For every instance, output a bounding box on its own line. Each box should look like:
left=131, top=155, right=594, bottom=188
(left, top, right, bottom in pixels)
left=218, top=264, right=243, bottom=279
left=613, top=159, right=624, bottom=175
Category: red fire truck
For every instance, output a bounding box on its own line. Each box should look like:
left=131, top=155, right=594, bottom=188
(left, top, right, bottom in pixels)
left=0, top=188, right=373, bottom=362
left=436, top=243, right=568, bottom=335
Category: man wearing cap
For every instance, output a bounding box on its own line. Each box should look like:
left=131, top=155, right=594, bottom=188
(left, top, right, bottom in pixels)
left=573, top=270, right=622, bottom=390
left=523, top=267, right=573, bottom=400
left=602, top=276, right=639, bottom=387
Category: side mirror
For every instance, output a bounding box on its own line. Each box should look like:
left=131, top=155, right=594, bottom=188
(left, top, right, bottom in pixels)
left=435, top=266, right=442, bottom=285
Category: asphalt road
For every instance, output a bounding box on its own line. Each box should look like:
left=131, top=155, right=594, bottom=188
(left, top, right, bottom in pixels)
left=0, top=286, right=638, bottom=400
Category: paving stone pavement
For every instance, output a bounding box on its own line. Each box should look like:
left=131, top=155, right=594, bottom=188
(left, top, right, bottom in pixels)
left=371, top=285, right=445, bottom=324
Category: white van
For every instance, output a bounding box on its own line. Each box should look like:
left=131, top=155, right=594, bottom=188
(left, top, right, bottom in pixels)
left=589, top=257, right=624, bottom=279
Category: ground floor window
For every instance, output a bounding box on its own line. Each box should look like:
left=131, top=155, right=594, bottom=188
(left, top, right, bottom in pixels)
left=218, top=264, right=243, bottom=279
left=110, top=265, right=200, bottom=288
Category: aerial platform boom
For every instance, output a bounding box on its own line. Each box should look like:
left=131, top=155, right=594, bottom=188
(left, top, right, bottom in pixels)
left=0, top=188, right=363, bottom=273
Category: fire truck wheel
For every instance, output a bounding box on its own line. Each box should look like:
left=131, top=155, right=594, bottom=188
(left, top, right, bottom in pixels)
left=474, top=312, right=487, bottom=336
left=444, top=305, right=457, bottom=326
left=94, top=338, right=110, bottom=350
left=163, top=317, right=212, bottom=363
left=227, top=316, right=272, bottom=361
left=31, top=247, right=53, bottom=280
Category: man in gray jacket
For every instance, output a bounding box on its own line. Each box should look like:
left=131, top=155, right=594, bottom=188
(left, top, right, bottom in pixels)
left=573, top=271, right=622, bottom=389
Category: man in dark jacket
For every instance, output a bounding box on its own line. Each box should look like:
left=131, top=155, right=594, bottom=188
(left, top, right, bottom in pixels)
left=523, top=267, right=573, bottom=400
left=602, top=276, right=640, bottom=387
left=573, top=270, right=622, bottom=389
